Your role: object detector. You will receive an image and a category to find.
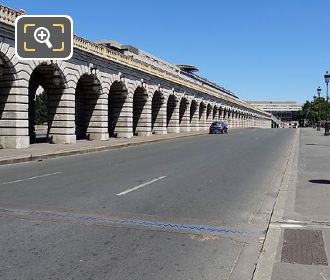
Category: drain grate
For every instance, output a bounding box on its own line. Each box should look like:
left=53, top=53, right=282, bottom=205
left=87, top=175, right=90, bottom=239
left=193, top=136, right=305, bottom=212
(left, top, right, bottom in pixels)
left=281, top=229, right=328, bottom=265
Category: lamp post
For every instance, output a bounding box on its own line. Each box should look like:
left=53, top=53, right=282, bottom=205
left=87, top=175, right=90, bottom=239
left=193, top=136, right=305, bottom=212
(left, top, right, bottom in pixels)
left=313, top=94, right=317, bottom=128
left=324, top=71, right=330, bottom=135
left=316, top=87, right=322, bottom=131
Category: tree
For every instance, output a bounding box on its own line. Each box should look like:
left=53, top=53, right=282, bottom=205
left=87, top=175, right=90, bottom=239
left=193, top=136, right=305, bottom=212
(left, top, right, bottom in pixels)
left=34, top=91, right=47, bottom=125
left=298, top=97, right=330, bottom=126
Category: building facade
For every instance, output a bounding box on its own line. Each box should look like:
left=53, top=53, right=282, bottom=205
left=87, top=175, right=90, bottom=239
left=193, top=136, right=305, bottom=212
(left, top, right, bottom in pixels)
left=247, top=101, right=301, bottom=125
left=0, top=5, right=272, bottom=149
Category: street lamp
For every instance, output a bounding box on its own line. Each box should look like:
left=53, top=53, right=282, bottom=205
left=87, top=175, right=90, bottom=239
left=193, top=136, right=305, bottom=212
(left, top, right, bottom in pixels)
left=317, top=86, right=322, bottom=98
left=324, top=71, right=330, bottom=135
left=316, top=88, right=321, bottom=131
left=313, top=94, right=317, bottom=128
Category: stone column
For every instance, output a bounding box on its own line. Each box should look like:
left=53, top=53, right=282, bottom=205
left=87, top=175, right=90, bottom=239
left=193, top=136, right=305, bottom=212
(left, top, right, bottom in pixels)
left=219, top=107, right=224, bottom=122
left=233, top=111, right=238, bottom=128
left=167, top=95, right=180, bottom=133
left=47, top=85, right=76, bottom=144
left=227, top=110, right=232, bottom=127
left=0, top=71, right=30, bottom=148
left=206, top=105, right=213, bottom=128
left=213, top=107, right=219, bottom=122
left=116, top=94, right=133, bottom=138
left=134, top=93, right=151, bottom=136
left=152, top=95, right=167, bottom=135
left=86, top=91, right=109, bottom=141
left=199, top=103, right=207, bottom=130
left=180, top=99, right=191, bottom=133
left=190, top=102, right=199, bottom=131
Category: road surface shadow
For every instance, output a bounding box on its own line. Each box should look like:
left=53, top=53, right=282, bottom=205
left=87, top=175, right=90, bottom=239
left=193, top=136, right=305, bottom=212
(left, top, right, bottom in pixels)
left=306, top=143, right=330, bottom=147
left=309, top=179, right=330, bottom=184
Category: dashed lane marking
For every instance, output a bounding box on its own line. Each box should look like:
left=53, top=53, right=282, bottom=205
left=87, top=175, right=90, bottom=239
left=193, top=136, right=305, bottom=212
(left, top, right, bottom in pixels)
left=116, top=176, right=166, bottom=196
left=2, top=172, right=62, bottom=185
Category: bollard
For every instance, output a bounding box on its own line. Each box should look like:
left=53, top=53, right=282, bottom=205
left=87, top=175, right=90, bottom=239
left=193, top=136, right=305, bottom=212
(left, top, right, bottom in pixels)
left=324, top=122, right=330, bottom=136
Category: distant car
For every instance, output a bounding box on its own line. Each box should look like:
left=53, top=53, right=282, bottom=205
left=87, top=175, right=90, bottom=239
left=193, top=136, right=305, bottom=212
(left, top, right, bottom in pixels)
left=209, top=121, right=228, bottom=134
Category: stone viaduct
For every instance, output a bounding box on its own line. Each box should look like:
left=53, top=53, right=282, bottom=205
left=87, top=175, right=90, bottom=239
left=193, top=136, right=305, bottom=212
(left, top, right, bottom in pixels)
left=0, top=5, right=272, bottom=149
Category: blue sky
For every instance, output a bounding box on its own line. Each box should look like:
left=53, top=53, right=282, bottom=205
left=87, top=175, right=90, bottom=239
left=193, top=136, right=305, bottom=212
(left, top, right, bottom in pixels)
left=3, top=0, right=330, bottom=103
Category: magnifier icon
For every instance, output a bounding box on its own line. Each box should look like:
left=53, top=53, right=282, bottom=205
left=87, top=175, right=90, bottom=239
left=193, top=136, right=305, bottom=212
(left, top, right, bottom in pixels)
left=34, top=27, right=53, bottom=49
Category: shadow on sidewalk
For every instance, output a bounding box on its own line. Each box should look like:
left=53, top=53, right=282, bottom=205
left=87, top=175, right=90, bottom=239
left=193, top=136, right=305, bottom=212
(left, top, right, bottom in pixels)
left=306, top=143, right=330, bottom=147
left=309, top=179, right=330, bottom=184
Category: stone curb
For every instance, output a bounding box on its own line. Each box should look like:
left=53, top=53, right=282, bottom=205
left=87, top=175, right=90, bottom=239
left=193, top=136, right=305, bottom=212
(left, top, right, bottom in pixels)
left=0, top=131, right=208, bottom=166
left=252, top=128, right=299, bottom=280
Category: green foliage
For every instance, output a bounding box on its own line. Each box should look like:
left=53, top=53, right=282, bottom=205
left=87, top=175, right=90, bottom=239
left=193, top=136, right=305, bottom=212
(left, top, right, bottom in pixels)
left=298, top=97, right=330, bottom=126
left=34, top=91, right=48, bottom=125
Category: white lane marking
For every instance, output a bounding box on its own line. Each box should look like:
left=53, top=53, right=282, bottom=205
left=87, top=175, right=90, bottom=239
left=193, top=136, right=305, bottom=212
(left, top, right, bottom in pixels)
left=2, top=172, right=62, bottom=185
left=116, top=176, right=166, bottom=196
left=280, top=224, right=303, bottom=229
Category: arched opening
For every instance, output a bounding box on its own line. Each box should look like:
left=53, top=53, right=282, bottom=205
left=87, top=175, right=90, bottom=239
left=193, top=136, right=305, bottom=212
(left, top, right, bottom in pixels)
left=151, top=90, right=166, bottom=134
left=199, top=102, right=206, bottom=119
left=133, top=86, right=149, bottom=136
left=219, top=107, right=223, bottom=120
left=213, top=106, right=218, bottom=120
left=190, top=100, right=197, bottom=123
left=167, top=95, right=179, bottom=133
left=28, top=63, right=66, bottom=144
left=190, top=100, right=199, bottom=131
left=179, top=97, right=188, bottom=125
left=167, top=95, right=175, bottom=127
left=199, top=102, right=207, bottom=130
left=206, top=103, right=212, bottom=126
left=227, top=109, right=231, bottom=125
left=75, top=74, right=100, bottom=140
left=108, top=81, right=128, bottom=138
left=0, top=56, right=12, bottom=120
left=179, top=97, right=190, bottom=132
left=206, top=104, right=212, bottom=120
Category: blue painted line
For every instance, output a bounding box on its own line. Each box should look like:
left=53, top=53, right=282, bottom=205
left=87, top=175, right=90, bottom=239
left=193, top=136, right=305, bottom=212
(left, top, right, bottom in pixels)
left=0, top=208, right=254, bottom=236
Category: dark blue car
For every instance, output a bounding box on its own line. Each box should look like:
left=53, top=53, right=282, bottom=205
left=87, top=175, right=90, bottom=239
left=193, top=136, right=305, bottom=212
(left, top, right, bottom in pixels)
left=209, top=121, right=228, bottom=134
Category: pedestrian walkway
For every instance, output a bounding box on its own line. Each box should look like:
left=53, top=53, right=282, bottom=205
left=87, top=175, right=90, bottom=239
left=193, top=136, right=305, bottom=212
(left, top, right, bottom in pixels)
left=0, top=130, right=209, bottom=165
left=254, top=128, right=330, bottom=280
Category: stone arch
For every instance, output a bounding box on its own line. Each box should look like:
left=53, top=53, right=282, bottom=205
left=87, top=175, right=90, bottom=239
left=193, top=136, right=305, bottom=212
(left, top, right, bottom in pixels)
left=28, top=62, right=69, bottom=144
left=222, top=107, right=227, bottom=119
left=190, top=99, right=199, bottom=131
left=167, top=94, right=179, bottom=133
left=75, top=74, right=101, bottom=140
left=218, top=106, right=224, bottom=121
left=108, top=80, right=131, bottom=138
left=133, top=86, right=150, bottom=136
left=179, top=97, right=190, bottom=132
left=206, top=103, right=213, bottom=126
left=206, top=103, right=212, bottom=119
left=199, top=101, right=207, bottom=130
left=227, top=108, right=232, bottom=125
left=151, top=90, right=166, bottom=135
left=213, top=105, right=218, bottom=121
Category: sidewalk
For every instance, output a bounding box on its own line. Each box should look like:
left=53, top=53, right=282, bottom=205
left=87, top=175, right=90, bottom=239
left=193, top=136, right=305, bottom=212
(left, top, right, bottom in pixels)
left=254, top=128, right=330, bottom=280
left=0, top=130, right=208, bottom=166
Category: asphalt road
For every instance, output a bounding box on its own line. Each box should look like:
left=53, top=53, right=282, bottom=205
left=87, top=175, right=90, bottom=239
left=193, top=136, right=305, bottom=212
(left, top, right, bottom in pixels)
left=0, top=128, right=296, bottom=280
